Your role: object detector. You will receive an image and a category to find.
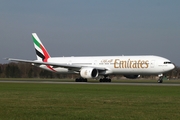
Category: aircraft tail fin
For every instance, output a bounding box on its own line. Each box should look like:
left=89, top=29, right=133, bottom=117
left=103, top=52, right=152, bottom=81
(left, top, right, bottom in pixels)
left=32, top=33, right=50, bottom=62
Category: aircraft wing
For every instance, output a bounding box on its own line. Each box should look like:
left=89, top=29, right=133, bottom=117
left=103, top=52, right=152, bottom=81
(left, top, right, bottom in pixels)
left=6, top=58, right=107, bottom=71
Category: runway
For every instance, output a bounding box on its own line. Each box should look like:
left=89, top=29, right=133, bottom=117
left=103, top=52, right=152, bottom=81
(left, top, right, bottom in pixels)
left=0, top=80, right=180, bottom=86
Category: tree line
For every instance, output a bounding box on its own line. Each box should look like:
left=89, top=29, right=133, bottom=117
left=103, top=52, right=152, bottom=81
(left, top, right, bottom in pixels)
left=0, top=63, right=77, bottom=79
left=0, top=62, right=179, bottom=79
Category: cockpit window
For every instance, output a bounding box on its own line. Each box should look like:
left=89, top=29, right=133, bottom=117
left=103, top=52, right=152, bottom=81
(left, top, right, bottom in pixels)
left=164, top=62, right=172, bottom=64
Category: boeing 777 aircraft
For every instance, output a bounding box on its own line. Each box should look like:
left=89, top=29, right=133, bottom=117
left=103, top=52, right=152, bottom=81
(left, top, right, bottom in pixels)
left=6, top=33, right=175, bottom=83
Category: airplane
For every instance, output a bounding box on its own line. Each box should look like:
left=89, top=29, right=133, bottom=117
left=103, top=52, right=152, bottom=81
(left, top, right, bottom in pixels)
left=6, top=33, right=175, bottom=83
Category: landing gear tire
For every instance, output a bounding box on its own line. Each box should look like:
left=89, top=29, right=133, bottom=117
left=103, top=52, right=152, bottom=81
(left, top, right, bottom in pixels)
left=99, top=78, right=111, bottom=82
left=157, top=77, right=163, bottom=83
left=75, top=78, right=87, bottom=82
left=158, top=79, right=163, bottom=83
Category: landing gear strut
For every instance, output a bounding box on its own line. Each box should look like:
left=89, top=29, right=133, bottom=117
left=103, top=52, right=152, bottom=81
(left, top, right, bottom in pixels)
left=99, top=76, right=111, bottom=82
left=75, top=78, right=87, bottom=82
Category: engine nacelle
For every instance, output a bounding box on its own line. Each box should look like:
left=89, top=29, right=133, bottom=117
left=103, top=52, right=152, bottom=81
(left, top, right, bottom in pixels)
left=80, top=67, right=98, bottom=79
left=124, top=75, right=140, bottom=79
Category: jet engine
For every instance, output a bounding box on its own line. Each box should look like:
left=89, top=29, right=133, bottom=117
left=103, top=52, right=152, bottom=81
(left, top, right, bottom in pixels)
left=124, top=75, right=140, bottom=79
left=80, top=67, right=98, bottom=79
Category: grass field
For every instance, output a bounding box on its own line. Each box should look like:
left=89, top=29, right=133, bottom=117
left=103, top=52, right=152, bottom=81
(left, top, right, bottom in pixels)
left=0, top=81, right=180, bottom=120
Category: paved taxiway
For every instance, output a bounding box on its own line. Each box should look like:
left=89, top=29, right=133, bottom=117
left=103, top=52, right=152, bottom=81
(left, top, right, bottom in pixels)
left=0, top=80, right=180, bottom=86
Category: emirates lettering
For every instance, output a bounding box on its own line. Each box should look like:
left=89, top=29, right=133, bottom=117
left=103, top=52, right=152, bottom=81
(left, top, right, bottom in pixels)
left=114, top=59, right=149, bottom=69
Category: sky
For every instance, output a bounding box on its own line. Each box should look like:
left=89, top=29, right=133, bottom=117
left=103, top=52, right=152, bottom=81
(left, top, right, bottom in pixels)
left=0, top=0, right=180, bottom=65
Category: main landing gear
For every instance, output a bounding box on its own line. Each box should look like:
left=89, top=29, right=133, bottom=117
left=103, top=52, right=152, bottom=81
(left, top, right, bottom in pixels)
left=99, top=76, right=111, bottom=82
left=75, top=78, right=87, bottom=82
left=157, top=74, right=163, bottom=83
left=75, top=76, right=112, bottom=82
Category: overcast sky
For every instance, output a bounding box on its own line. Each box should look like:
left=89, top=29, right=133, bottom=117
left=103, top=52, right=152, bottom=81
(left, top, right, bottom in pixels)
left=0, top=1, right=180, bottom=65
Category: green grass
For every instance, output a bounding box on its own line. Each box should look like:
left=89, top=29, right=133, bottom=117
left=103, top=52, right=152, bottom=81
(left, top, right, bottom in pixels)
left=0, top=83, right=180, bottom=120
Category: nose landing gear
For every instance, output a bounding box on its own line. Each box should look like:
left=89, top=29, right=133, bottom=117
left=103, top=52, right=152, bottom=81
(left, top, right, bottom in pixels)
left=157, top=74, right=163, bottom=83
left=157, top=76, right=163, bottom=83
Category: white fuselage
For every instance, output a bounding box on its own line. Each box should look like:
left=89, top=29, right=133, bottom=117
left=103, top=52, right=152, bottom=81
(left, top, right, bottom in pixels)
left=7, top=33, right=175, bottom=82
left=39, top=55, right=175, bottom=75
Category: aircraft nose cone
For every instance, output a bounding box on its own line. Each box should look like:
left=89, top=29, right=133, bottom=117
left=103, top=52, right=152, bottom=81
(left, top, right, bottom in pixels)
left=172, top=64, right=175, bottom=70
left=170, top=63, right=175, bottom=70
